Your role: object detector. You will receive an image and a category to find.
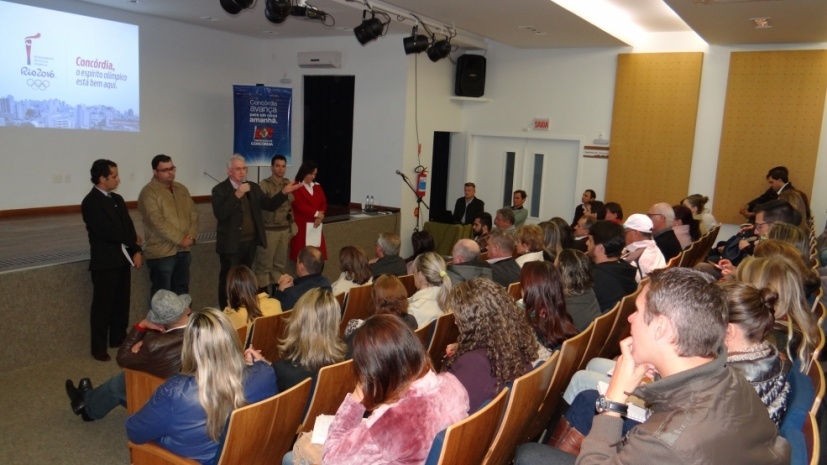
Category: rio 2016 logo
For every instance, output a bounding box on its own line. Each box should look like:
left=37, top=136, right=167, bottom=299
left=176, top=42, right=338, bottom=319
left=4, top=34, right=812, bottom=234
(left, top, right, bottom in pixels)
left=25, top=33, right=41, bottom=65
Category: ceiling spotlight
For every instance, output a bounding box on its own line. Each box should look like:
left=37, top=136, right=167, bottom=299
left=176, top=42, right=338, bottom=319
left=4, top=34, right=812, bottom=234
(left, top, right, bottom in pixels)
left=427, top=39, right=451, bottom=62
left=403, top=26, right=429, bottom=54
left=354, top=11, right=385, bottom=45
left=219, top=0, right=254, bottom=15
left=265, top=0, right=291, bottom=23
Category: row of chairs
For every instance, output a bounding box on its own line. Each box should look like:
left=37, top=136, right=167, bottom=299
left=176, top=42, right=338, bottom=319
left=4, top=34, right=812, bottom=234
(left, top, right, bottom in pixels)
left=126, top=353, right=361, bottom=464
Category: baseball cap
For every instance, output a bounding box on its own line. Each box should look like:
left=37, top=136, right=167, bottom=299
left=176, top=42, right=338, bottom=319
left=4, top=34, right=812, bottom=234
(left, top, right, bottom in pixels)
left=623, top=214, right=653, bottom=233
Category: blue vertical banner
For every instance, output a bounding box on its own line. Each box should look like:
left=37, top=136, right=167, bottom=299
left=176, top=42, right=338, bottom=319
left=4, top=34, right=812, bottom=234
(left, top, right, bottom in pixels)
left=233, top=85, right=292, bottom=166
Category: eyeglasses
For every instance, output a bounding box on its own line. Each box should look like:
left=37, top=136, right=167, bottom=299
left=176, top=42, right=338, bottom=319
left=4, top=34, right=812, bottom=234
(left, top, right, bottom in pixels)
left=231, top=167, right=248, bottom=171
left=155, top=166, right=177, bottom=173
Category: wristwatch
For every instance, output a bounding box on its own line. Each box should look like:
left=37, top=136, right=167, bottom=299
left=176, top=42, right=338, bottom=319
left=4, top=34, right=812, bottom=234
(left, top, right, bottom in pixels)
left=595, top=395, right=628, bottom=416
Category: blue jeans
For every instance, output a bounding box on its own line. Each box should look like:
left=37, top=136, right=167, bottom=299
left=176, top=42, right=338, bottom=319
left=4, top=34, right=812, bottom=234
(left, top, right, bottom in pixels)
left=147, top=252, right=192, bottom=298
left=84, top=372, right=127, bottom=420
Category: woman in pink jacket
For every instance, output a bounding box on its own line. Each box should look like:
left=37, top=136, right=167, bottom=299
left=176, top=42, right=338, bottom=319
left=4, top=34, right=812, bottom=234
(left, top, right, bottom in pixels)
left=323, top=314, right=469, bottom=464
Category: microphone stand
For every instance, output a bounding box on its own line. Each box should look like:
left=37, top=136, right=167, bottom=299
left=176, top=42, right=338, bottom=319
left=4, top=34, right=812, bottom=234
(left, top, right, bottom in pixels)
left=396, top=171, right=429, bottom=232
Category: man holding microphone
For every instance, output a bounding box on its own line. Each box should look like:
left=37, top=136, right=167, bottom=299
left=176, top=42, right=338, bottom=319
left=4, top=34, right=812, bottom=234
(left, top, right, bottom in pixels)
left=212, top=154, right=299, bottom=307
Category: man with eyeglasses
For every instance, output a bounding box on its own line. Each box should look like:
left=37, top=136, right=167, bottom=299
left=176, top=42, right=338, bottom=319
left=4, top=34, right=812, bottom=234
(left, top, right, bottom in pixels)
left=212, top=154, right=300, bottom=308
left=646, top=202, right=682, bottom=262
left=138, top=154, right=198, bottom=298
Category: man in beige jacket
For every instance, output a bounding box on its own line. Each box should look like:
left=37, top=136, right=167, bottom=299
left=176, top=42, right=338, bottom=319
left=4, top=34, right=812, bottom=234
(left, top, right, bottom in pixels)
left=253, top=154, right=294, bottom=293
left=138, top=154, right=198, bottom=297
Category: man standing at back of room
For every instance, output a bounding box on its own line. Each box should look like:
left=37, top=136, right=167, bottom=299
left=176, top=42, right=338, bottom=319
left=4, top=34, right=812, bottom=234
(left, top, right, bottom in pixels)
left=138, top=154, right=198, bottom=298
left=253, top=154, right=294, bottom=293
left=82, top=159, right=143, bottom=362
left=453, top=182, right=485, bottom=225
left=212, top=154, right=299, bottom=308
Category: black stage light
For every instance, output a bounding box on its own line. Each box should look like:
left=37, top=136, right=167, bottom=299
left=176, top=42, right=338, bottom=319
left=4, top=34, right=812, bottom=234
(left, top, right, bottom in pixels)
left=220, top=0, right=254, bottom=15
left=403, top=26, right=429, bottom=54
left=427, top=39, right=451, bottom=62
left=265, top=0, right=291, bottom=23
left=354, top=11, right=384, bottom=45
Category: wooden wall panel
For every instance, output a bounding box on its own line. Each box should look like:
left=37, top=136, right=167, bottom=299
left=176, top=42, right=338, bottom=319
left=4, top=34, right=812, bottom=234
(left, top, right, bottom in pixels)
left=605, top=53, right=703, bottom=216
left=714, top=50, right=827, bottom=225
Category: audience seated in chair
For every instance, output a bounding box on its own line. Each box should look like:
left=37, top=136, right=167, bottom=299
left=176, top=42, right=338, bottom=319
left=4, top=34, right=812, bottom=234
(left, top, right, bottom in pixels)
left=408, top=252, right=452, bottom=328
left=65, top=290, right=191, bottom=422
left=331, top=246, right=373, bottom=297
left=272, top=246, right=331, bottom=311
left=368, top=232, right=408, bottom=278
left=223, top=265, right=282, bottom=330
left=446, top=239, right=492, bottom=286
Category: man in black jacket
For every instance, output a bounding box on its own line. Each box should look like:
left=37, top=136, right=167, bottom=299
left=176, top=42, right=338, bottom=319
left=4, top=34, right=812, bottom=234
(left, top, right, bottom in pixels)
left=452, top=182, right=485, bottom=225
left=81, top=159, right=143, bottom=362
left=211, top=154, right=299, bottom=307
left=273, top=246, right=332, bottom=310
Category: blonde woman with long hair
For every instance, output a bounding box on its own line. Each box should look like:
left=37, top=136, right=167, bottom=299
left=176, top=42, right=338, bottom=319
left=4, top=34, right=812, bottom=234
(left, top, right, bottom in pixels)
left=247, top=288, right=346, bottom=392
left=126, top=308, right=277, bottom=463
left=408, top=252, right=452, bottom=328
left=736, top=256, right=819, bottom=372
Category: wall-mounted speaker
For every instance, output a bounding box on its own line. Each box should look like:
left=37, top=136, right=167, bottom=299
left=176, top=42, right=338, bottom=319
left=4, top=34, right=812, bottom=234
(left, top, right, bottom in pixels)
left=455, top=55, right=486, bottom=98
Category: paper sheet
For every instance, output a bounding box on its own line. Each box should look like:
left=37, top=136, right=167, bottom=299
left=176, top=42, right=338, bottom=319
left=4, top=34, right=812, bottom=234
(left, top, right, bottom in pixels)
left=305, top=222, right=323, bottom=247
left=311, top=414, right=335, bottom=444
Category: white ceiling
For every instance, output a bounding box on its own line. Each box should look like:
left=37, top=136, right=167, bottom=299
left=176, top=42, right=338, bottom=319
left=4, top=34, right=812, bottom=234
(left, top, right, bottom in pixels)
left=75, top=0, right=827, bottom=49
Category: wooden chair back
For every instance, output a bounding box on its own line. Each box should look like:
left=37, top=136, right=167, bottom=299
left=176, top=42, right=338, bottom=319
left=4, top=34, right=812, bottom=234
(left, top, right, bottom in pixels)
left=482, top=353, right=559, bottom=465
left=250, top=311, right=291, bottom=363
left=429, top=387, right=509, bottom=465
left=665, top=252, right=682, bottom=269
left=507, top=282, right=522, bottom=301
left=130, top=379, right=313, bottom=465
left=300, top=359, right=358, bottom=433
left=804, top=410, right=820, bottom=465
left=526, top=323, right=594, bottom=442
left=598, top=284, right=644, bottom=359
left=334, top=292, right=345, bottom=310
left=577, top=304, right=619, bottom=371
left=399, top=274, right=417, bottom=297
left=479, top=252, right=489, bottom=261
left=428, top=312, right=460, bottom=372
left=813, top=324, right=826, bottom=364
left=124, top=368, right=166, bottom=415
left=236, top=326, right=248, bottom=347
left=415, top=319, right=437, bottom=349
left=807, top=358, right=825, bottom=414
left=339, top=283, right=374, bottom=337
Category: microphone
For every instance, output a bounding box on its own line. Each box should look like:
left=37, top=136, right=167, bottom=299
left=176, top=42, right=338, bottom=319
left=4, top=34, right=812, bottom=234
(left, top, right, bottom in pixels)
left=395, top=170, right=409, bottom=180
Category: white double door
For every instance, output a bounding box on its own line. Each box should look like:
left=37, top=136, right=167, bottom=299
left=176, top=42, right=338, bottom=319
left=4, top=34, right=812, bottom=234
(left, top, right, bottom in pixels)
left=467, top=135, right=579, bottom=223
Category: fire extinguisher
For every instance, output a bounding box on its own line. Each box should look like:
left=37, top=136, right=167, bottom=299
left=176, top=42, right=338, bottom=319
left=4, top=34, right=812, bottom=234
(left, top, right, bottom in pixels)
left=416, top=167, right=428, bottom=197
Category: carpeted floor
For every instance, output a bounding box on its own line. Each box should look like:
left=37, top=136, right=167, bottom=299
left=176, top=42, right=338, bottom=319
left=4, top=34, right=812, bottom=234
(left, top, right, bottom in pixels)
left=0, top=348, right=130, bottom=464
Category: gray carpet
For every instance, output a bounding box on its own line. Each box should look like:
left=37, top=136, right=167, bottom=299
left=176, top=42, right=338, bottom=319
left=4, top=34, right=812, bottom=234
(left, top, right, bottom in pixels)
left=0, top=349, right=130, bottom=464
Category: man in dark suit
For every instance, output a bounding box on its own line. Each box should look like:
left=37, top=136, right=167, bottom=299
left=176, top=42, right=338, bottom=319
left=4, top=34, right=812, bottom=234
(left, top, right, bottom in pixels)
left=81, top=159, right=143, bottom=362
left=452, top=182, right=485, bottom=225
left=740, top=166, right=810, bottom=221
left=212, top=154, right=299, bottom=307
left=647, top=202, right=683, bottom=262
left=273, top=246, right=332, bottom=310
left=487, top=230, right=521, bottom=287
left=369, top=232, right=408, bottom=277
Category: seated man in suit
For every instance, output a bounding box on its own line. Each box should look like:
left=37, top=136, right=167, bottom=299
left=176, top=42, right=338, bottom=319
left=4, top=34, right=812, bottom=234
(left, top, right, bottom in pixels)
left=494, top=208, right=517, bottom=233
left=273, top=246, right=332, bottom=310
left=647, top=202, right=682, bottom=262
left=446, top=239, right=492, bottom=285
left=65, top=290, right=190, bottom=421
left=368, top=232, right=408, bottom=277
left=487, top=230, right=521, bottom=287
left=452, top=182, right=485, bottom=225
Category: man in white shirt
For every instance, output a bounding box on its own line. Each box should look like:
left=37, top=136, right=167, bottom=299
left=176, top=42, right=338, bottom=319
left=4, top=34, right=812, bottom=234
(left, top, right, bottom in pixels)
left=622, top=214, right=666, bottom=282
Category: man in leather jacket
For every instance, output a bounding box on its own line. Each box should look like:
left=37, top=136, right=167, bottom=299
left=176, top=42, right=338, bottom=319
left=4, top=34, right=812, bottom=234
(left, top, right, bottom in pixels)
left=64, top=290, right=191, bottom=421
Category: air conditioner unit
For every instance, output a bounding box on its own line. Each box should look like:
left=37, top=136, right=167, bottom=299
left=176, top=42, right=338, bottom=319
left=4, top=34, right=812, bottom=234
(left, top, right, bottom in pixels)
left=297, top=51, right=342, bottom=68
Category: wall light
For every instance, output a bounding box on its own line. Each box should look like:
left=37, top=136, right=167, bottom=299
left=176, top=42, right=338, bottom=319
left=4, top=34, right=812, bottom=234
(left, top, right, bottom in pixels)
left=427, top=39, right=451, bottom=62
left=220, top=0, right=254, bottom=15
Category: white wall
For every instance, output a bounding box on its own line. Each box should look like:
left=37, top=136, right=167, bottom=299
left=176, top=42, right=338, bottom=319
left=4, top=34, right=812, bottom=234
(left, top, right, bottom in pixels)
left=1, top=0, right=266, bottom=209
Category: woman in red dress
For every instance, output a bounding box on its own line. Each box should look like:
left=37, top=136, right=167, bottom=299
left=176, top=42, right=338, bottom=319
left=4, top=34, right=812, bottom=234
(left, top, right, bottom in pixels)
left=290, top=160, right=327, bottom=261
